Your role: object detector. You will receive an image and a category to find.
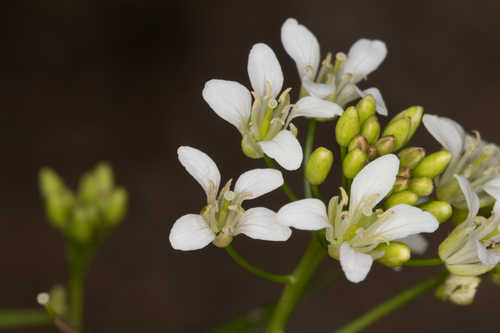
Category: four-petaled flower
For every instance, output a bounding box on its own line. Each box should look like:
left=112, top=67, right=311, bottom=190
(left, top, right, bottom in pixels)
left=169, top=146, right=291, bottom=251
left=277, top=155, right=439, bottom=283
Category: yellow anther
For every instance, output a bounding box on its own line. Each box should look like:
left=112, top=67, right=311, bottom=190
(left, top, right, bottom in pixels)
left=322, top=52, right=332, bottom=66
left=378, top=210, right=395, bottom=222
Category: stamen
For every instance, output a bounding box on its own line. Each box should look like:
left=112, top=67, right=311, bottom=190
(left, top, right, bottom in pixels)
left=224, top=190, right=236, bottom=201
left=339, top=187, right=349, bottom=207
left=322, top=52, right=332, bottom=66
left=264, top=81, right=273, bottom=99
left=278, top=88, right=292, bottom=104
left=378, top=210, right=395, bottom=222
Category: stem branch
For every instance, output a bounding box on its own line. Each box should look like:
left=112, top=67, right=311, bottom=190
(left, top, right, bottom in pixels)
left=404, top=258, right=443, bottom=266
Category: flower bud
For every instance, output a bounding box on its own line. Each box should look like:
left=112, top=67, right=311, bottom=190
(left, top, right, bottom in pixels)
left=342, top=149, right=367, bottom=179
left=102, top=188, right=128, bottom=226
left=397, top=166, right=411, bottom=178
left=360, top=116, right=381, bottom=144
left=409, top=177, right=434, bottom=197
left=45, top=192, right=74, bottom=229
left=70, top=206, right=98, bottom=243
left=436, top=178, right=461, bottom=203
left=306, top=147, right=334, bottom=185
left=348, top=135, right=369, bottom=152
left=384, top=190, right=419, bottom=209
left=39, top=168, right=65, bottom=199
left=381, top=117, right=411, bottom=151
left=397, top=147, right=426, bottom=170
left=419, top=200, right=453, bottom=224
left=367, top=145, right=378, bottom=161
left=452, top=207, right=468, bottom=227
left=436, top=275, right=481, bottom=306
left=376, top=242, right=411, bottom=267
left=390, top=106, right=423, bottom=144
left=94, top=162, right=114, bottom=193
left=78, top=173, right=98, bottom=203
left=374, top=135, right=395, bottom=155
left=48, top=285, right=67, bottom=316
left=393, top=176, right=409, bottom=193
left=241, top=135, right=263, bottom=159
left=413, top=150, right=452, bottom=178
left=356, top=95, right=376, bottom=124
left=336, top=106, right=360, bottom=147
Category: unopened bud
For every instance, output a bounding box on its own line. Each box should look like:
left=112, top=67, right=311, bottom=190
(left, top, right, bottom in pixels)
left=45, top=192, right=74, bottom=229
left=336, top=106, right=360, bottom=147
left=376, top=242, right=411, bottom=267
left=356, top=95, right=376, bottom=124
left=384, top=190, right=419, bottom=209
left=413, top=150, right=452, bottom=178
left=342, top=149, right=367, bottom=179
left=375, top=135, right=395, bottom=155
left=49, top=285, right=67, bottom=316
left=306, top=147, right=334, bottom=185
left=367, top=145, right=378, bottom=161
left=360, top=116, right=381, bottom=144
left=391, top=106, right=423, bottom=143
left=213, top=232, right=233, bottom=248
left=348, top=135, right=369, bottom=152
left=94, top=162, right=114, bottom=193
left=241, top=135, right=263, bottom=159
left=409, top=177, right=434, bottom=197
left=39, top=168, right=65, bottom=199
left=78, top=173, right=98, bottom=203
left=452, top=207, right=469, bottom=227
left=70, top=206, right=98, bottom=243
left=102, top=188, right=128, bottom=226
left=436, top=275, right=481, bottom=306
left=419, top=200, right=453, bottom=224
left=398, top=147, right=426, bottom=170
left=436, top=178, right=461, bottom=203
left=381, top=117, right=411, bottom=151
left=393, top=176, right=409, bottom=193
left=398, top=166, right=411, bottom=178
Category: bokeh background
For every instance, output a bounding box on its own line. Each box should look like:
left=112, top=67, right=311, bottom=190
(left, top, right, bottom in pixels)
left=2, top=0, right=500, bottom=332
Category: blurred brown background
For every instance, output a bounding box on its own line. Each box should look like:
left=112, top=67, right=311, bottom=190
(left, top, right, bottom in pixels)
left=2, top=0, right=500, bottom=332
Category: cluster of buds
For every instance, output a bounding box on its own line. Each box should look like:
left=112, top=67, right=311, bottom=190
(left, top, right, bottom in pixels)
left=39, top=163, right=128, bottom=244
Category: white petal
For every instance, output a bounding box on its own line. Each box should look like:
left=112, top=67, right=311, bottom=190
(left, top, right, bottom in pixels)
left=483, top=177, right=500, bottom=214
left=236, top=207, right=292, bottom=241
left=202, top=79, right=252, bottom=133
left=234, top=168, right=284, bottom=200
left=422, top=114, right=465, bottom=160
left=248, top=43, right=284, bottom=98
left=373, top=204, right=439, bottom=241
left=355, top=86, right=388, bottom=116
left=349, top=154, right=399, bottom=214
left=455, top=175, right=480, bottom=220
left=342, top=39, right=387, bottom=78
left=302, top=77, right=335, bottom=98
left=281, top=18, right=320, bottom=79
left=340, top=242, right=373, bottom=283
left=476, top=240, right=500, bottom=266
left=288, top=96, right=343, bottom=123
left=177, top=146, right=221, bottom=195
left=397, top=234, right=429, bottom=255
left=169, top=214, right=215, bottom=251
left=277, top=198, right=330, bottom=230
left=259, top=130, right=303, bottom=170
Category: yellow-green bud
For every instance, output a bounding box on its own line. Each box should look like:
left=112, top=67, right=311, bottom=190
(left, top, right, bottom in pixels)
left=389, top=106, right=423, bottom=144
left=398, top=166, right=411, bottom=178
left=356, top=95, right=376, bottom=124
left=413, top=150, right=452, bottom=178
left=381, top=117, right=411, bottom=151
left=360, top=116, right=381, bottom=144
left=452, top=207, right=469, bottom=227
left=306, top=147, right=334, bottom=185
left=78, top=173, right=98, bottom=203
left=48, top=285, right=67, bottom=316
left=70, top=206, right=98, bottom=243
left=409, top=177, right=434, bottom=197
left=393, top=176, right=409, bottom=193
left=374, top=135, right=395, bottom=155
left=367, top=145, right=378, bottom=161
left=342, top=149, right=367, bottom=179
left=376, top=242, right=411, bottom=267
left=241, top=135, right=262, bottom=159
left=94, top=162, right=114, bottom=193
left=398, top=147, right=426, bottom=170
left=102, top=188, right=128, bottom=226
left=436, top=275, right=481, bottom=306
left=419, top=200, right=453, bottom=224
left=45, top=192, right=74, bottom=229
left=384, top=190, right=419, bottom=209
left=39, top=168, right=65, bottom=199
left=436, top=178, right=461, bottom=203
left=336, top=106, right=360, bottom=147
left=348, top=135, right=368, bottom=152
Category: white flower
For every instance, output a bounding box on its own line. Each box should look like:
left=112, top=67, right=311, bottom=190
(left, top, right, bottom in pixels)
left=439, top=175, right=500, bottom=276
left=280, top=18, right=388, bottom=115
left=169, top=146, right=291, bottom=251
left=277, top=154, right=439, bottom=283
left=423, top=114, right=500, bottom=208
left=203, top=43, right=343, bottom=170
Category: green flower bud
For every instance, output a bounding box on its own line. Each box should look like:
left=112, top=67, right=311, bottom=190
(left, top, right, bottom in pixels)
left=348, top=135, right=368, bottom=153
left=78, top=173, right=98, bottom=203
left=70, top=206, right=98, bottom=243
left=102, top=188, right=128, bottom=226
left=419, top=200, right=453, bottom=223
left=342, top=149, right=367, bottom=179
left=94, top=162, right=114, bottom=193
left=389, top=106, right=423, bottom=144
left=241, top=135, right=263, bottom=159
left=39, top=168, right=65, bottom=199
left=336, top=106, right=360, bottom=147
left=397, top=147, right=426, bottom=170
left=436, top=178, right=461, bottom=203
left=374, top=135, right=395, bottom=155
left=413, top=150, right=452, bottom=178
left=384, top=190, right=419, bottom=209
left=45, top=192, right=74, bottom=229
left=393, top=176, right=409, bottom=193
left=356, top=95, right=376, bottom=124
left=409, top=177, right=434, bottom=197
left=376, top=242, right=411, bottom=267
left=306, top=147, right=334, bottom=185
left=367, top=145, right=378, bottom=161
left=397, top=166, right=411, bottom=178
left=360, top=116, right=381, bottom=144
left=48, top=285, right=67, bottom=316
left=381, top=117, right=411, bottom=151
left=490, top=264, right=500, bottom=286
left=435, top=275, right=481, bottom=306
left=452, top=207, right=469, bottom=226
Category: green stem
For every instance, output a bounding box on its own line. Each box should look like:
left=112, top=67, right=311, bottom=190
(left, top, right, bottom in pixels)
left=404, top=258, right=443, bottom=266
left=334, top=271, right=448, bottom=333
left=304, top=119, right=317, bottom=198
left=226, top=245, right=294, bottom=284
left=340, top=146, right=348, bottom=189
left=263, top=155, right=298, bottom=201
left=266, top=234, right=326, bottom=333
left=0, top=310, right=51, bottom=328
left=67, top=242, right=92, bottom=331
left=311, top=184, right=324, bottom=202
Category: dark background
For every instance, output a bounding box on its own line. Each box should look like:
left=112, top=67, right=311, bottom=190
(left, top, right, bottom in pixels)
left=2, top=1, right=500, bottom=332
